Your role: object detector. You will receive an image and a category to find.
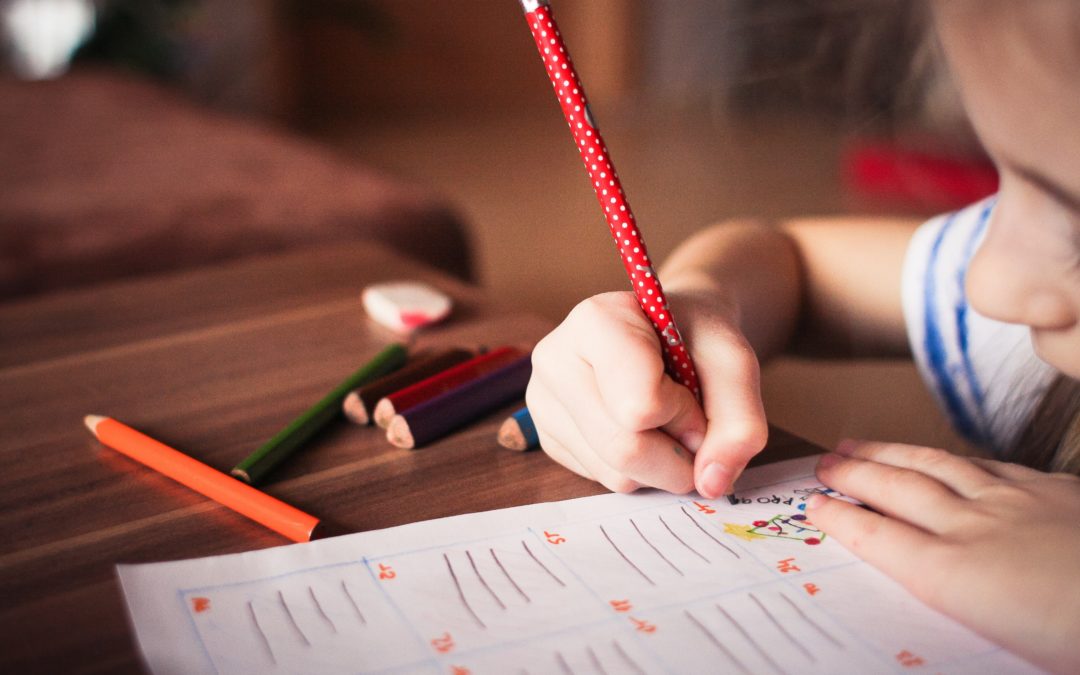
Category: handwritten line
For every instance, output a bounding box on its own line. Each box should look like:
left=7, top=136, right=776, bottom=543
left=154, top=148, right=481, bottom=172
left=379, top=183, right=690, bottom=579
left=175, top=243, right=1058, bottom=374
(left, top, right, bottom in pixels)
left=341, top=580, right=367, bottom=625
left=308, top=586, right=337, bottom=633
left=685, top=609, right=749, bottom=675
left=612, top=640, right=646, bottom=675
left=467, top=549, right=506, bottom=610
left=586, top=645, right=608, bottom=675
left=278, top=590, right=310, bottom=646
left=491, top=548, right=530, bottom=602
left=631, top=518, right=683, bottom=576
left=600, top=524, right=655, bottom=586
left=554, top=650, right=575, bottom=675
left=748, top=592, right=812, bottom=661
left=779, top=591, right=843, bottom=648
left=658, top=514, right=709, bottom=563
left=445, top=553, right=486, bottom=629
left=247, top=601, right=276, bottom=665
left=522, top=540, right=565, bottom=587
left=718, top=604, right=787, bottom=675
left=681, top=506, right=740, bottom=558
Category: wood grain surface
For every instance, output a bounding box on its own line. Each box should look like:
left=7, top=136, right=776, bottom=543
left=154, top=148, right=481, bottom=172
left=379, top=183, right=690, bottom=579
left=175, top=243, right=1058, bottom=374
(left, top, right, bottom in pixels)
left=0, top=243, right=818, bottom=673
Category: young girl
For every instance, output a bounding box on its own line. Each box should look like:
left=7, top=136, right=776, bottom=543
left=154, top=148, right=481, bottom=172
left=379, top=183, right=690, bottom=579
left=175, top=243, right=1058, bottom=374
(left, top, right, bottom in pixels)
left=525, top=1, right=1080, bottom=672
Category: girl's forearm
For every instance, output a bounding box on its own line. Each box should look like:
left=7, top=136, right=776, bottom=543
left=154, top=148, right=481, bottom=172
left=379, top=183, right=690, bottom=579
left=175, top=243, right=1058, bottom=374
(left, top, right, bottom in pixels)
left=660, top=218, right=917, bottom=359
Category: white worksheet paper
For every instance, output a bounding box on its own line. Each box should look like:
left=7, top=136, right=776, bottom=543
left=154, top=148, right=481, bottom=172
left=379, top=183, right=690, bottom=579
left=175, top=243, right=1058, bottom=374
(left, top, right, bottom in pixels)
left=117, top=456, right=1040, bottom=674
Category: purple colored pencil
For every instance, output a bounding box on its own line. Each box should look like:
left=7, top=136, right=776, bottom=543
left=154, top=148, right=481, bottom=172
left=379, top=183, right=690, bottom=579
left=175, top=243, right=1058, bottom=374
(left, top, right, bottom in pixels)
left=386, top=354, right=532, bottom=449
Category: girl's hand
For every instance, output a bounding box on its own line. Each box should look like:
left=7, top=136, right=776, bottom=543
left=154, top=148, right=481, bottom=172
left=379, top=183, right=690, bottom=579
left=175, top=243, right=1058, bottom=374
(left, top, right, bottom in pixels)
left=526, top=290, right=768, bottom=497
left=808, top=441, right=1080, bottom=675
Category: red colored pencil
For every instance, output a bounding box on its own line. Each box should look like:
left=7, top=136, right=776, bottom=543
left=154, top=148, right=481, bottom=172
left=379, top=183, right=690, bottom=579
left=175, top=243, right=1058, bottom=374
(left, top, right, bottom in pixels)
left=519, top=0, right=700, bottom=399
left=372, top=346, right=524, bottom=427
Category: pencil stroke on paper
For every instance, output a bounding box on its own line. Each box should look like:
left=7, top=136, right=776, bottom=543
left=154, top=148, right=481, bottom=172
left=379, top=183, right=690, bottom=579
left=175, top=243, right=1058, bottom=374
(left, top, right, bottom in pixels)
left=630, top=518, right=684, bottom=576
left=658, top=513, right=709, bottom=563
left=680, top=505, right=740, bottom=558
left=490, top=547, right=531, bottom=602
left=445, top=552, right=486, bottom=629
left=466, top=549, right=507, bottom=610
left=599, top=524, right=655, bottom=586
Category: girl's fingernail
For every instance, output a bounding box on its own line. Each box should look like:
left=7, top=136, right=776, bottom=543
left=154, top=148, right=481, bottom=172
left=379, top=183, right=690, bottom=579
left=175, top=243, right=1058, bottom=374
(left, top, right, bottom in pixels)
left=817, top=452, right=842, bottom=469
left=699, top=462, right=732, bottom=499
left=806, top=493, right=828, bottom=509
left=835, top=438, right=859, bottom=455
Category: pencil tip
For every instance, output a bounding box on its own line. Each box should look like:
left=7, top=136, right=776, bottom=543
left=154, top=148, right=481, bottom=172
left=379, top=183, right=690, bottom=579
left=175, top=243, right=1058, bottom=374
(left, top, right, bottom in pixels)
left=386, top=415, right=415, bottom=449
left=342, top=392, right=369, bottom=425
left=84, top=414, right=105, bottom=434
left=497, top=418, right=526, bottom=451
left=373, top=399, right=394, bottom=429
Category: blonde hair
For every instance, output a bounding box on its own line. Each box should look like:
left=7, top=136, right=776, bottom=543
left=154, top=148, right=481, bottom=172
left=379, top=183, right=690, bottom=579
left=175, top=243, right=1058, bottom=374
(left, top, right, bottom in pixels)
left=1010, top=377, right=1080, bottom=474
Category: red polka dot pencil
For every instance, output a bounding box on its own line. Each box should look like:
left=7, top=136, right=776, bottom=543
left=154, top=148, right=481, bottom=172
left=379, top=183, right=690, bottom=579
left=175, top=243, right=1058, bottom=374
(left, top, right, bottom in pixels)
left=518, top=0, right=701, bottom=399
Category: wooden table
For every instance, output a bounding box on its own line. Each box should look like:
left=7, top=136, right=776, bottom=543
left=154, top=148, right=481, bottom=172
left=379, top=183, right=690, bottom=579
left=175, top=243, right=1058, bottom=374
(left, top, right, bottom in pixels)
left=0, top=244, right=815, bottom=673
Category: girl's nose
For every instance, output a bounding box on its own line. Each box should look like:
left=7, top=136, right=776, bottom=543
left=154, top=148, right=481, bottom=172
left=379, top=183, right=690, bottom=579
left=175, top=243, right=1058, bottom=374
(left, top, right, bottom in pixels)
left=965, top=192, right=1076, bottom=331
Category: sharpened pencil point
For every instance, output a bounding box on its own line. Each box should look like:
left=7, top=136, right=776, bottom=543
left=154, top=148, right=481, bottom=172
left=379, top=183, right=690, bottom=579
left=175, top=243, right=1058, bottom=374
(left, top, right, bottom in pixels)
left=386, top=415, right=415, bottom=449
left=342, top=391, right=369, bottom=425
left=372, top=398, right=395, bottom=429
left=497, top=417, right=528, bottom=451
left=84, top=414, right=106, bottom=435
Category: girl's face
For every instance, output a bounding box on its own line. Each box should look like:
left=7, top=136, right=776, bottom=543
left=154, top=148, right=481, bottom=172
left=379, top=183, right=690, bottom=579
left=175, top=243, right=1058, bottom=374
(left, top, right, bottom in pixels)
left=934, top=1, right=1080, bottom=378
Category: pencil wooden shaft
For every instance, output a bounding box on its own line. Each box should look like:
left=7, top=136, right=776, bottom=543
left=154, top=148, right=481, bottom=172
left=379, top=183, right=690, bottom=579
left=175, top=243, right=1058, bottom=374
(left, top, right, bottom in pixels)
left=521, top=1, right=701, bottom=399
left=233, top=343, right=407, bottom=484
left=395, top=355, right=532, bottom=448
left=91, top=417, right=318, bottom=542
left=345, top=348, right=473, bottom=424
left=378, top=346, right=522, bottom=419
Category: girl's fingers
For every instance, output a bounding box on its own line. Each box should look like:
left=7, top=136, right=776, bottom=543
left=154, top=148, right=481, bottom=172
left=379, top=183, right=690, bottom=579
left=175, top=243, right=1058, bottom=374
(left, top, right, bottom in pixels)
left=834, top=439, right=997, bottom=498
left=556, top=357, right=696, bottom=494
left=805, top=494, right=943, bottom=605
left=572, top=293, right=708, bottom=448
left=690, top=325, right=769, bottom=499
left=814, top=452, right=967, bottom=534
left=967, top=456, right=1049, bottom=482
left=526, top=379, right=642, bottom=493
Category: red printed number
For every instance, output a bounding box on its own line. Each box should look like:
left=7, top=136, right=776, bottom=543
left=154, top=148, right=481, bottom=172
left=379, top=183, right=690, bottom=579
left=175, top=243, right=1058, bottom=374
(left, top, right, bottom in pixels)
left=544, top=530, right=566, bottom=545
left=896, top=650, right=925, bottom=668
left=378, top=563, right=396, bottom=580
left=777, top=557, right=801, bottom=574
left=609, top=599, right=632, bottom=613
left=191, top=597, right=210, bottom=613
left=431, top=632, right=455, bottom=654
left=630, top=617, right=657, bottom=634
left=693, top=501, right=716, bottom=515
left=803, top=583, right=821, bottom=596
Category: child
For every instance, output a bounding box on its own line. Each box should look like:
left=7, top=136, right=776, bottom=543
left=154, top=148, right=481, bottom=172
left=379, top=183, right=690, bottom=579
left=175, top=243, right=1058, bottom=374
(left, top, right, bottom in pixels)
left=525, top=1, right=1080, bottom=672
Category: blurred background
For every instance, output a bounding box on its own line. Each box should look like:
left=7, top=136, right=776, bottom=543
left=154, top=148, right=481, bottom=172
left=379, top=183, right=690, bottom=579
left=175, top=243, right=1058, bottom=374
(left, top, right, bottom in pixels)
left=1, top=0, right=997, bottom=453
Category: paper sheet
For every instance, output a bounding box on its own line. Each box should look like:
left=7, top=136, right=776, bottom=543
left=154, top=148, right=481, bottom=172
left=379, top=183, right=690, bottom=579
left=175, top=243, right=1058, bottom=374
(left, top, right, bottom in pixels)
left=117, top=456, right=1039, bottom=674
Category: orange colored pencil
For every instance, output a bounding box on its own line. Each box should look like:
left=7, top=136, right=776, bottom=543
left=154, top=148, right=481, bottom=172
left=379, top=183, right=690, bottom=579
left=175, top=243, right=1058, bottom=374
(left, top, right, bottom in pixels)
left=84, top=415, right=320, bottom=543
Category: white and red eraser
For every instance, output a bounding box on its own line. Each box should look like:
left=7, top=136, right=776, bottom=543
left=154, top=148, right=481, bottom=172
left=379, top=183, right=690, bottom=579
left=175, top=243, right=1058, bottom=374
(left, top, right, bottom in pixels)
left=361, top=281, right=453, bottom=333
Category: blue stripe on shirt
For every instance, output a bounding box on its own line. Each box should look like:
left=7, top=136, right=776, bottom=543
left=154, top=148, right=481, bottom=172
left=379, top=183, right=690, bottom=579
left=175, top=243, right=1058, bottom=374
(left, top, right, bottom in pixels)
left=954, top=200, right=994, bottom=416
left=923, top=211, right=981, bottom=443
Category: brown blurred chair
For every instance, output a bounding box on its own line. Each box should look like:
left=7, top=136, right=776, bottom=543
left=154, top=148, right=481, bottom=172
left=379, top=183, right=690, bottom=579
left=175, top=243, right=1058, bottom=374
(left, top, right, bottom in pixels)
left=0, top=69, right=473, bottom=300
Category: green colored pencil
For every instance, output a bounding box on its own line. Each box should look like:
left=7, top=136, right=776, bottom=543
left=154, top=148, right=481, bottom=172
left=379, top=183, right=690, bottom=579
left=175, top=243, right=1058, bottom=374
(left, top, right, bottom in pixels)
left=232, top=343, right=407, bottom=484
